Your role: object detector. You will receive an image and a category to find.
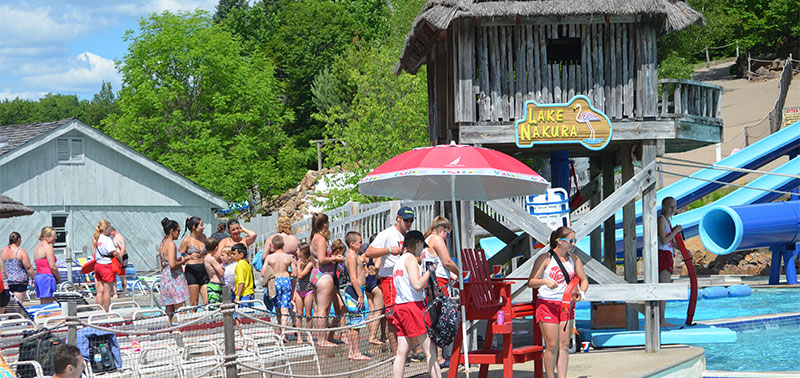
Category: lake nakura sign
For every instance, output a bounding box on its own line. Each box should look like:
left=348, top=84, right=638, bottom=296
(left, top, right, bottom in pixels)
left=515, top=95, right=612, bottom=151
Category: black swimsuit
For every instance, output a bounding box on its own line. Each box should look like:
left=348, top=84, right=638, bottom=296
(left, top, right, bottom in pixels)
left=184, top=243, right=209, bottom=286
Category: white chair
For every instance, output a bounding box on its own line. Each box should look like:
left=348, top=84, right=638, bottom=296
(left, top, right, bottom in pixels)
left=88, top=312, right=125, bottom=325
left=109, top=301, right=140, bottom=312
left=137, top=345, right=182, bottom=378
left=280, top=330, right=321, bottom=375
left=243, top=333, right=292, bottom=376
left=0, top=313, right=24, bottom=322
left=180, top=341, right=223, bottom=378
left=10, top=360, right=45, bottom=378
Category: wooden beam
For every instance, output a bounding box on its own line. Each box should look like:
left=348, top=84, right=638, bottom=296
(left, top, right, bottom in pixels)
left=602, top=151, right=617, bottom=271
left=572, top=160, right=657, bottom=240
left=590, top=156, right=602, bottom=262
left=570, top=173, right=601, bottom=210
left=474, top=206, right=519, bottom=244
left=458, top=120, right=677, bottom=144
left=622, top=143, right=639, bottom=330
left=487, top=233, right=531, bottom=269
left=642, top=139, right=660, bottom=352
left=514, top=283, right=687, bottom=303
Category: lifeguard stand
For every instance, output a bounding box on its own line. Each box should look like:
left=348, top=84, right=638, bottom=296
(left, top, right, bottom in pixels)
left=396, top=0, right=722, bottom=357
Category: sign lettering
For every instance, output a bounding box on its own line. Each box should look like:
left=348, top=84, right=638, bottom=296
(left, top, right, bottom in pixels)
left=515, top=95, right=612, bottom=151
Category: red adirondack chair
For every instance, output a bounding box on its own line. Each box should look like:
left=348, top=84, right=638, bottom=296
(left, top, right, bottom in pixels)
left=448, top=248, right=543, bottom=378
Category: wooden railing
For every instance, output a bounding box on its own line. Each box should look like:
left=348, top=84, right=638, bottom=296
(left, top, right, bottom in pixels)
left=252, top=198, right=532, bottom=252
left=659, top=79, right=723, bottom=125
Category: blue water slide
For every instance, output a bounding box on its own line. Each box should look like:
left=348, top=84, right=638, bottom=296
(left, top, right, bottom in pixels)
left=575, top=136, right=800, bottom=258
left=612, top=121, right=800, bottom=229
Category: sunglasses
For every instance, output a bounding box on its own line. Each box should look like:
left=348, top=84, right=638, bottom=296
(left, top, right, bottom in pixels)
left=403, top=218, right=415, bottom=224
left=559, top=238, right=577, bottom=244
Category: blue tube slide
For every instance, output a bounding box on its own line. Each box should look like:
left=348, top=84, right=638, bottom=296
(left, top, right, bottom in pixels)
left=612, top=121, right=800, bottom=230
left=699, top=201, right=800, bottom=255
left=574, top=154, right=800, bottom=258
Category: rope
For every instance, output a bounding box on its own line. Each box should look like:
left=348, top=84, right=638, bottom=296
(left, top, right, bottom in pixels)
left=236, top=358, right=395, bottom=378
left=700, top=41, right=738, bottom=52
left=234, top=309, right=387, bottom=332
left=656, top=169, right=800, bottom=197
left=74, top=309, right=223, bottom=335
left=658, top=156, right=800, bottom=180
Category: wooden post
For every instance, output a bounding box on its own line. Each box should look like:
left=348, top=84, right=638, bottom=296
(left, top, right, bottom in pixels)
left=735, top=41, right=739, bottom=58
left=589, top=156, right=602, bottom=262
left=622, top=144, right=638, bottom=330
left=747, top=52, right=752, bottom=81
left=222, top=287, right=237, bottom=378
left=641, top=140, right=660, bottom=352
left=705, top=47, right=710, bottom=68
left=602, top=152, right=616, bottom=271
left=67, top=301, right=77, bottom=345
left=745, top=126, right=750, bottom=146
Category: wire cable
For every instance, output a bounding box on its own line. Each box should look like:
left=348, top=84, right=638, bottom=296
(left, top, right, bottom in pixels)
left=658, top=156, right=800, bottom=180
left=656, top=168, right=800, bottom=197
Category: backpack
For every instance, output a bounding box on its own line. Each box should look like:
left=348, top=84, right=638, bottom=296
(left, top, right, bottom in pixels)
left=424, top=272, right=461, bottom=348
left=87, top=334, right=117, bottom=373
left=17, top=328, right=63, bottom=378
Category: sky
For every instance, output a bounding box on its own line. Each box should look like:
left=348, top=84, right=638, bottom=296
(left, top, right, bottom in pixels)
left=0, top=0, right=217, bottom=101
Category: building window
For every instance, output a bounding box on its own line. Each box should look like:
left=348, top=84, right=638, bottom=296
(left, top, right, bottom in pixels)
left=547, top=38, right=581, bottom=65
left=57, top=138, right=83, bottom=163
left=52, top=214, right=68, bottom=249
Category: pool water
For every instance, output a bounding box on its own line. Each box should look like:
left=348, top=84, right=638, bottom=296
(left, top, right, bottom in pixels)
left=574, top=288, right=800, bottom=372
left=697, top=324, right=800, bottom=371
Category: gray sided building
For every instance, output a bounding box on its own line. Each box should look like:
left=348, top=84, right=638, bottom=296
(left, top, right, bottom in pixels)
left=0, top=118, right=228, bottom=271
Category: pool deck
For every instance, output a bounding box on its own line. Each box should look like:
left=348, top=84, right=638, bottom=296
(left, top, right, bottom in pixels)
left=440, top=345, right=705, bottom=378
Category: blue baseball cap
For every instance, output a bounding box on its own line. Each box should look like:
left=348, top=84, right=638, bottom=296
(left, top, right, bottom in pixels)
left=397, top=206, right=415, bottom=220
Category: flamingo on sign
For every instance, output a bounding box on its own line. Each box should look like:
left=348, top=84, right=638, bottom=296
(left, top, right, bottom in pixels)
left=574, top=103, right=603, bottom=144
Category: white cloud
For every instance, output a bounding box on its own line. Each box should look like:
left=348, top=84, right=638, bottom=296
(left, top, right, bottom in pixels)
left=0, top=89, right=48, bottom=101
left=20, top=52, right=121, bottom=96
left=148, top=0, right=217, bottom=13
left=0, top=5, right=89, bottom=48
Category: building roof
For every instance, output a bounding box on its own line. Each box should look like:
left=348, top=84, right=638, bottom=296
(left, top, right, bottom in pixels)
left=0, top=118, right=228, bottom=208
left=397, top=0, right=703, bottom=74
left=0, top=194, right=34, bottom=219
left=0, top=119, right=70, bottom=156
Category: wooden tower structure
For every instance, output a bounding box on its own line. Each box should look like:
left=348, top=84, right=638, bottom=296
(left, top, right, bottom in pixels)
left=397, top=0, right=722, bottom=353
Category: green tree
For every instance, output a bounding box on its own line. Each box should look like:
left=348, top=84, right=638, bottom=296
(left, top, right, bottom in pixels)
left=83, top=81, right=119, bottom=129
left=0, top=98, right=38, bottom=125
left=104, top=10, right=307, bottom=201
left=213, top=0, right=248, bottom=23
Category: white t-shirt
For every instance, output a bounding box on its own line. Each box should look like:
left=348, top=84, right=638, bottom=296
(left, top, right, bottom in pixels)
left=421, top=235, right=449, bottom=280
left=371, top=225, right=405, bottom=278
left=393, top=253, right=425, bottom=304
left=223, top=263, right=236, bottom=287
left=95, top=234, right=117, bottom=265
left=537, top=252, right=576, bottom=301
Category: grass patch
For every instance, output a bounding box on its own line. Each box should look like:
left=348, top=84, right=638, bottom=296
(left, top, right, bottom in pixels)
left=684, top=186, right=738, bottom=211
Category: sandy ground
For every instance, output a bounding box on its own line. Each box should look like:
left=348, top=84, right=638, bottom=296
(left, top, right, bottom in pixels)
left=661, top=61, right=800, bottom=187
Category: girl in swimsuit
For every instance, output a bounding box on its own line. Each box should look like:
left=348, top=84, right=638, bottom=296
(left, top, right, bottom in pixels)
left=180, top=217, right=209, bottom=309
left=310, top=213, right=344, bottom=347
left=2, top=232, right=35, bottom=303
left=33, top=227, right=60, bottom=305
left=294, top=243, right=315, bottom=343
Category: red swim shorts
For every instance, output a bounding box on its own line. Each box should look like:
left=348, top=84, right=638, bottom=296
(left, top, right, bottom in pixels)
left=535, top=298, right=574, bottom=324
left=393, top=301, right=430, bottom=337
left=380, top=276, right=396, bottom=321
left=95, top=263, right=116, bottom=283
left=658, top=250, right=674, bottom=274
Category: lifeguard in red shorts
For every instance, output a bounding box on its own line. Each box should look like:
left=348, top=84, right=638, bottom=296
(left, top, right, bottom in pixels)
left=658, top=196, right=684, bottom=327
left=528, top=226, right=588, bottom=378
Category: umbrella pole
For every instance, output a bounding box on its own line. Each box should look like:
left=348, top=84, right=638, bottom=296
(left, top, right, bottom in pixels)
left=451, top=176, right=470, bottom=376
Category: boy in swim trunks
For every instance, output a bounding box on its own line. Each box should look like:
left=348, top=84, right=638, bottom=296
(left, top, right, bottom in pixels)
left=344, top=232, right=370, bottom=361
left=265, top=235, right=297, bottom=336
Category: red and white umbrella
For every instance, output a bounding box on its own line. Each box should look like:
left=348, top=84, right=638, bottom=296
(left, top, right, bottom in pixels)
left=359, top=142, right=549, bottom=373
left=359, top=142, right=548, bottom=200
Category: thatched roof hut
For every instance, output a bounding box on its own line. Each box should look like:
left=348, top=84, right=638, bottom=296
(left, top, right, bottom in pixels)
left=0, top=194, right=34, bottom=219
left=398, top=0, right=703, bottom=75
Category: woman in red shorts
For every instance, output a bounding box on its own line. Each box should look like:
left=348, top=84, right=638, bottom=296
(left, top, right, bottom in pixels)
left=391, top=231, right=441, bottom=378
left=658, top=196, right=683, bottom=327
left=92, top=220, right=119, bottom=312
left=528, top=226, right=588, bottom=378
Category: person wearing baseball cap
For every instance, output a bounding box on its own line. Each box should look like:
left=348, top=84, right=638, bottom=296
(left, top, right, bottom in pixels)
left=364, top=206, right=416, bottom=354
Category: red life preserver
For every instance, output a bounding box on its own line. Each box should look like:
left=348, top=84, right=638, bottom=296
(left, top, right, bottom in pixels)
left=561, top=278, right=580, bottom=313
